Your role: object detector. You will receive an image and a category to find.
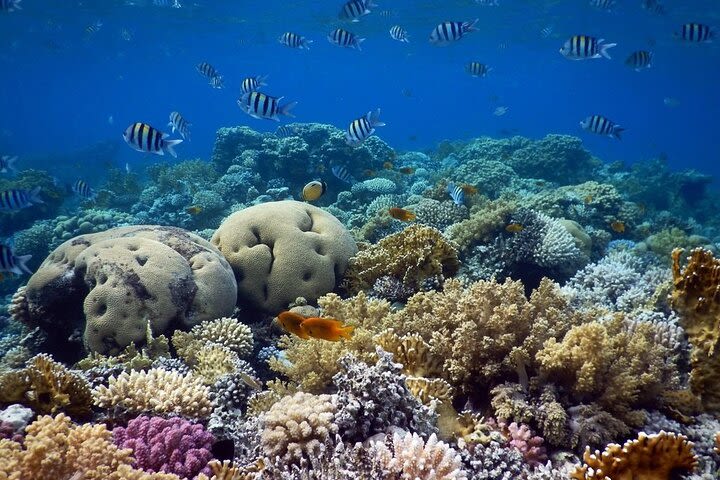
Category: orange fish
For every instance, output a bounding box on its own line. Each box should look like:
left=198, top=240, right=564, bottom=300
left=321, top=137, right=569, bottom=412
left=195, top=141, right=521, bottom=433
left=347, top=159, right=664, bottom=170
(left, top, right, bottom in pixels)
left=301, top=317, right=354, bottom=341
left=399, top=167, right=415, bottom=175
left=610, top=220, right=626, bottom=233
left=186, top=205, right=202, bottom=215
left=461, top=184, right=478, bottom=195
left=364, top=169, right=377, bottom=177
left=505, top=222, right=524, bottom=233
left=383, top=161, right=394, bottom=170
left=277, top=311, right=310, bottom=339
left=388, top=207, right=416, bottom=222
left=584, top=194, right=593, bottom=204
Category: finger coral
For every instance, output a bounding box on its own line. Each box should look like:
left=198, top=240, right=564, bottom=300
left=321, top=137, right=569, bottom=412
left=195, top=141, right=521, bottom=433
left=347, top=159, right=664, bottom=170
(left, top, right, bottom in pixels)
left=670, top=247, right=720, bottom=414
left=372, top=431, right=468, bottom=480
left=0, top=353, right=92, bottom=419
left=93, top=368, right=212, bottom=418
left=570, top=431, right=697, bottom=479
left=344, top=224, right=459, bottom=293
left=188, top=317, right=254, bottom=358
left=445, top=197, right=516, bottom=252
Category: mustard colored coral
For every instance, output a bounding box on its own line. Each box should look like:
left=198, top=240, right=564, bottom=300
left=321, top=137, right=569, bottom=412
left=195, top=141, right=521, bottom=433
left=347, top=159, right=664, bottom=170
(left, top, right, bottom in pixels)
left=189, top=316, right=254, bottom=358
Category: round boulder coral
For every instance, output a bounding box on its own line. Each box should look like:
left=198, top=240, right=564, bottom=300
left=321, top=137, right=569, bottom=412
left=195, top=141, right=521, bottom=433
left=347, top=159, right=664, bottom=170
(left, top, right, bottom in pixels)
left=211, top=200, right=357, bottom=313
left=14, top=226, right=237, bottom=358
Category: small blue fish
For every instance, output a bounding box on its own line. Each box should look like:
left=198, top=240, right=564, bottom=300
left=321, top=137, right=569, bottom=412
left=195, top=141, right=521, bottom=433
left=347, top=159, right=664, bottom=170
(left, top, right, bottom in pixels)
left=447, top=183, right=465, bottom=206
left=72, top=179, right=96, bottom=200
left=0, top=156, right=17, bottom=174
left=332, top=165, right=355, bottom=184
left=0, top=187, right=43, bottom=211
left=0, top=243, right=31, bottom=276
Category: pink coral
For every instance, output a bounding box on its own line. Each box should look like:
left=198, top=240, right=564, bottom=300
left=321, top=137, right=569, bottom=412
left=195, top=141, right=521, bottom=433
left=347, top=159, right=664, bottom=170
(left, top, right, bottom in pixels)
left=506, top=421, right=547, bottom=467
left=113, top=415, right=215, bottom=479
left=0, top=420, right=24, bottom=444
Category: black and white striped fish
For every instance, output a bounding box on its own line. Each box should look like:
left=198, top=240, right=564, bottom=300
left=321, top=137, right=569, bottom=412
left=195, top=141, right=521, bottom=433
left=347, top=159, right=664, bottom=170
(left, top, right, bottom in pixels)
left=589, top=0, right=615, bottom=11
left=0, top=156, right=17, bottom=174
left=466, top=62, right=491, bottom=77
left=1, top=0, right=21, bottom=12
left=389, top=25, right=410, bottom=43
left=168, top=111, right=191, bottom=140
left=237, top=92, right=297, bottom=121
left=72, top=179, right=96, bottom=200
left=278, top=32, right=313, bottom=49
left=560, top=35, right=616, bottom=60
left=580, top=115, right=624, bottom=140
left=85, top=21, right=103, bottom=36
left=641, top=0, right=665, bottom=15
left=0, top=187, right=43, bottom=211
left=0, top=243, right=31, bottom=276
left=123, top=122, right=183, bottom=157
left=447, top=183, right=465, bottom=206
left=241, top=75, right=268, bottom=94
left=345, top=109, right=385, bottom=146
left=339, top=0, right=376, bottom=22
left=275, top=125, right=298, bottom=138
left=328, top=28, right=365, bottom=50
left=210, top=75, right=224, bottom=89
left=153, top=0, right=181, bottom=7
left=676, top=23, right=715, bottom=43
left=331, top=165, right=355, bottom=184
left=429, top=20, right=478, bottom=45
left=197, top=61, right=219, bottom=79
left=625, top=51, right=652, bottom=71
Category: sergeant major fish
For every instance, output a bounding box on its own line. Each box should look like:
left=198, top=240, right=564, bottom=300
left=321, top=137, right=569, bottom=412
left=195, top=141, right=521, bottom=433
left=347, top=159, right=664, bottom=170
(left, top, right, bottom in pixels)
left=560, top=35, right=616, bottom=59
left=580, top=114, right=624, bottom=140
left=72, top=179, right=96, bottom=200
left=241, top=75, right=268, bottom=94
left=389, top=25, right=410, bottom=43
left=625, top=51, right=652, bottom=70
left=0, top=243, right=31, bottom=276
left=0, top=187, right=43, bottom=211
left=676, top=23, right=715, bottom=43
left=466, top=62, right=491, bottom=77
left=123, top=122, right=183, bottom=157
left=429, top=20, right=478, bottom=46
left=339, top=0, right=376, bottom=22
left=0, top=155, right=17, bottom=174
left=168, top=111, right=191, bottom=140
left=346, top=108, right=385, bottom=146
left=237, top=92, right=297, bottom=121
left=278, top=32, right=313, bottom=49
left=328, top=28, right=365, bottom=50
left=447, top=183, right=465, bottom=206
left=331, top=165, right=355, bottom=184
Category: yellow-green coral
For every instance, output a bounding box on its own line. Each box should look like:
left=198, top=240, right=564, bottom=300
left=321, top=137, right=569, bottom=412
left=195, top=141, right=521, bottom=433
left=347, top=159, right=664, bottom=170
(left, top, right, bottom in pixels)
left=0, top=353, right=92, bottom=419
left=188, top=317, right=254, bottom=358
left=171, top=328, right=243, bottom=385
left=445, top=197, right=516, bottom=251
left=344, top=224, right=459, bottom=293
left=75, top=328, right=170, bottom=373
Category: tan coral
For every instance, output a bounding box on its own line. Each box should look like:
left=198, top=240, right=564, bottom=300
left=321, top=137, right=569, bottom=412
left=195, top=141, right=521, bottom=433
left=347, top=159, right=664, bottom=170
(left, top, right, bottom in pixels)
left=92, top=368, right=211, bottom=417
left=344, top=224, right=459, bottom=293
left=405, top=377, right=454, bottom=405
left=445, top=197, right=516, bottom=252
left=189, top=317, right=254, bottom=357
left=212, top=200, right=357, bottom=313
left=570, top=431, right=697, bottom=480
left=0, top=353, right=92, bottom=419
left=197, top=459, right=265, bottom=480
left=375, top=328, right=443, bottom=377
left=193, top=344, right=241, bottom=385
left=670, top=247, right=720, bottom=413
left=260, top=392, right=338, bottom=464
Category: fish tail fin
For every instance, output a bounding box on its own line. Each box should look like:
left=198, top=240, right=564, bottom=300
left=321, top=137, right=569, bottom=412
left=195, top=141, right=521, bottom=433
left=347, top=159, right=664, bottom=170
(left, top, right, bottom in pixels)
left=340, top=325, right=355, bottom=339
left=612, top=126, right=625, bottom=140
left=600, top=42, right=617, bottom=59
left=164, top=139, right=183, bottom=158
left=279, top=101, right=298, bottom=118
left=257, top=74, right=269, bottom=86
left=14, top=254, right=32, bottom=275
left=13, top=0, right=22, bottom=10
left=355, top=37, right=366, bottom=50
left=5, top=156, right=18, bottom=174
left=465, top=18, right=479, bottom=32
left=303, top=39, right=313, bottom=49
left=368, top=108, right=385, bottom=127
left=29, top=186, right=44, bottom=204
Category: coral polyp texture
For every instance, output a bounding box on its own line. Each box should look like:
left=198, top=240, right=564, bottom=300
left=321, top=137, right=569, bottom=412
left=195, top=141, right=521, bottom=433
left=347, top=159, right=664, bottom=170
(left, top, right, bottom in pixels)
left=211, top=200, right=357, bottom=313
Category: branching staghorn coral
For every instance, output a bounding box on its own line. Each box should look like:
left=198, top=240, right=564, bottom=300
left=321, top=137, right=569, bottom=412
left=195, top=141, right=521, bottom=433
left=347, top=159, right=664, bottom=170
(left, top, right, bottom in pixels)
left=372, top=431, right=468, bottom=480
left=92, top=368, right=212, bottom=418
left=0, top=353, right=92, bottom=419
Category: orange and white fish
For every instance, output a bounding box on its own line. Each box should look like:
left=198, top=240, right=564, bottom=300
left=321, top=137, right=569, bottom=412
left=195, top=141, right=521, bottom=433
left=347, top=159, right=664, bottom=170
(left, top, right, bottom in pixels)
left=277, top=311, right=310, bottom=339
left=300, top=317, right=354, bottom=341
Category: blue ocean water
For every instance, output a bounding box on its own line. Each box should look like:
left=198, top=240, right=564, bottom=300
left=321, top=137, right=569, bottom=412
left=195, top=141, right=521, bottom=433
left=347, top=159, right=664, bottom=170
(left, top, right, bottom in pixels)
left=0, top=0, right=718, bottom=181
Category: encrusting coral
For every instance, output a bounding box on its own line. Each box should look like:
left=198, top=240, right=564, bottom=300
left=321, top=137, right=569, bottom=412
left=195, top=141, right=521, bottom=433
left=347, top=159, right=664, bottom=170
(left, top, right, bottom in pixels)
left=570, top=431, right=697, bottom=479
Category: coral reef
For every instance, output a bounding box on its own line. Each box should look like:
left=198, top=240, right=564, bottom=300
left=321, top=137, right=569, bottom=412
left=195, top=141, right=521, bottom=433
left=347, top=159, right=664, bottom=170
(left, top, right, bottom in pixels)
left=372, top=431, right=468, bottom=480
left=186, top=317, right=254, bottom=358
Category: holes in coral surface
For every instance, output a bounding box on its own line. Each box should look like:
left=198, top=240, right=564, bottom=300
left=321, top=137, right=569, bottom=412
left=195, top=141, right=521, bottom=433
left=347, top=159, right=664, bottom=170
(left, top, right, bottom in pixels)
left=250, top=226, right=261, bottom=244
left=236, top=267, right=245, bottom=282
left=314, top=243, right=326, bottom=256
left=98, top=273, right=108, bottom=285
left=262, top=283, right=269, bottom=301
left=135, top=255, right=148, bottom=267
left=302, top=271, right=312, bottom=281
left=97, top=303, right=107, bottom=316
left=127, top=244, right=139, bottom=252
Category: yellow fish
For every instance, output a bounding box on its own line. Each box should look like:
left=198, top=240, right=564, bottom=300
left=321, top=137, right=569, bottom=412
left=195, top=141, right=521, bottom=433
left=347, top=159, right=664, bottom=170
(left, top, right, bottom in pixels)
left=610, top=220, right=626, bottom=233
left=277, top=311, right=310, bottom=339
left=186, top=205, right=202, bottom=215
left=301, top=317, right=354, bottom=342
left=301, top=180, right=326, bottom=202
left=505, top=222, right=524, bottom=233
left=388, top=207, right=416, bottom=222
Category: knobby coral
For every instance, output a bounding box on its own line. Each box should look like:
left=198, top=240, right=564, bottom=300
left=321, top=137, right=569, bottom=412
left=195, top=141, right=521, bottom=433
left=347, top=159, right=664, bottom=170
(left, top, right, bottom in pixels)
left=372, top=431, right=468, bottom=480
left=188, top=317, right=254, bottom=358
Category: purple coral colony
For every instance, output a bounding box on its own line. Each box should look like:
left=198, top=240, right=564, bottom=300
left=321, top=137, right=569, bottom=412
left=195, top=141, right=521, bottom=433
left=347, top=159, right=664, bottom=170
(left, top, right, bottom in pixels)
left=1, top=4, right=720, bottom=480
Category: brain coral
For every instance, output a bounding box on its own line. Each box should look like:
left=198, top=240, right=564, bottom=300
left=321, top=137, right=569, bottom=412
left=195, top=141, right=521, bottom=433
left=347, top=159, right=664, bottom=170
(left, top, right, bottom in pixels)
left=211, top=200, right=357, bottom=313
left=13, top=226, right=237, bottom=357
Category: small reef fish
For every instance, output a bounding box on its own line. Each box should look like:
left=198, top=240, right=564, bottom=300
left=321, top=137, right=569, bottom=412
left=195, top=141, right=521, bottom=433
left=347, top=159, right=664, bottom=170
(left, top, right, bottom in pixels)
left=339, top=0, right=376, bottom=22
left=389, top=25, right=410, bottom=43
left=328, top=28, right=365, bottom=50
left=346, top=108, right=385, bottom=146
left=237, top=92, right=297, bottom=121
left=85, top=21, right=103, bottom=36
left=383, top=161, right=394, bottom=170
left=399, top=167, right=415, bottom=175
left=363, top=169, right=376, bottom=177
left=560, top=35, right=616, bottom=60
left=331, top=165, right=355, bottom=184
left=197, top=61, right=220, bottom=79
left=238, top=372, right=262, bottom=391
left=610, top=220, right=626, bottom=233
left=580, top=115, right=624, bottom=140
left=505, top=222, right=524, bottom=233
left=429, top=20, right=478, bottom=46
left=1, top=0, right=21, bottom=12
left=168, top=111, right=191, bottom=140
left=277, top=311, right=310, bottom=339
left=0, top=187, right=43, bottom=211
left=641, top=0, right=665, bottom=15
left=0, top=155, right=17, bottom=174
left=153, top=0, right=181, bottom=7
left=447, top=182, right=465, bottom=206
left=186, top=205, right=202, bottom=215
left=301, top=180, right=327, bottom=202
left=241, top=75, right=268, bottom=94
left=493, top=106, right=509, bottom=116
left=72, top=179, right=96, bottom=200
left=279, top=32, right=313, bottom=49
left=210, top=75, right=224, bottom=89
left=388, top=207, right=416, bottom=222
left=625, top=51, right=653, bottom=71
left=0, top=243, right=31, bottom=276
left=466, top=62, right=491, bottom=77
left=540, top=26, right=553, bottom=38
left=300, top=317, right=354, bottom=342
left=676, top=23, right=715, bottom=43
left=275, top=125, right=298, bottom=138
left=123, top=122, right=183, bottom=157
left=475, top=0, right=499, bottom=5
left=584, top=194, right=593, bottom=204
left=461, top=184, right=478, bottom=195
left=589, top=0, right=615, bottom=11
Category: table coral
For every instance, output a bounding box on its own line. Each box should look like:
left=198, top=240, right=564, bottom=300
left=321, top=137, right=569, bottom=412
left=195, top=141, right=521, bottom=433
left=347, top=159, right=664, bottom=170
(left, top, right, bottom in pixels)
left=344, top=224, right=459, bottom=293
left=570, top=431, right=697, bottom=479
